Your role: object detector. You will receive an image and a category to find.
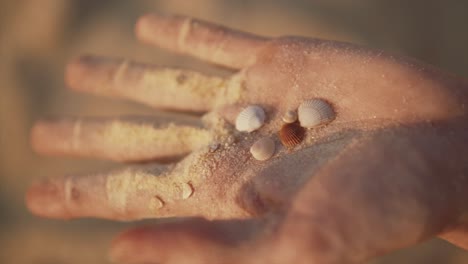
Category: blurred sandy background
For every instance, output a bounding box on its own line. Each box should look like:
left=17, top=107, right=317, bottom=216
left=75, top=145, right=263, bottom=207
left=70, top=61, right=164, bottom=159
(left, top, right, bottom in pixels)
left=1, top=0, right=467, bottom=263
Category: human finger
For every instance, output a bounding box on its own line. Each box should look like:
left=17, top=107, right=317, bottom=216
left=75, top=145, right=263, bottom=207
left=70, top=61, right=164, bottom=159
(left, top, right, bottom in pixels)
left=135, top=13, right=268, bottom=69
left=109, top=218, right=259, bottom=264
left=26, top=156, right=250, bottom=220
left=31, top=117, right=212, bottom=162
left=66, top=55, right=228, bottom=112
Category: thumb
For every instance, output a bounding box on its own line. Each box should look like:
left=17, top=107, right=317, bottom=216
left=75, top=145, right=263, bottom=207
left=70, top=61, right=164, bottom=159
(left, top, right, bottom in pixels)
left=109, top=218, right=261, bottom=264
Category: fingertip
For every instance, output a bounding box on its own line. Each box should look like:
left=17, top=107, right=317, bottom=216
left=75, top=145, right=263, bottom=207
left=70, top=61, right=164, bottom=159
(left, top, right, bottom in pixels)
left=65, top=56, right=85, bottom=90
left=134, top=13, right=153, bottom=43
left=64, top=54, right=111, bottom=92
left=30, top=119, right=73, bottom=155
left=134, top=13, right=178, bottom=40
left=25, top=179, right=70, bottom=219
left=135, top=13, right=170, bottom=44
left=134, top=13, right=188, bottom=52
left=112, top=225, right=150, bottom=245
left=109, top=226, right=156, bottom=264
left=108, top=234, right=132, bottom=263
left=30, top=121, right=47, bottom=153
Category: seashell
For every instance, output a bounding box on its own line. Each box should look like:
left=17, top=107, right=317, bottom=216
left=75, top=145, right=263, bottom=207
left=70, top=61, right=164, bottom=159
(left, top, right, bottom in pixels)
left=282, top=110, right=297, bottom=123
left=298, top=99, right=335, bottom=128
left=235, top=105, right=266, bottom=132
left=279, top=121, right=305, bottom=148
left=250, top=137, right=276, bottom=161
left=181, top=182, right=194, bottom=199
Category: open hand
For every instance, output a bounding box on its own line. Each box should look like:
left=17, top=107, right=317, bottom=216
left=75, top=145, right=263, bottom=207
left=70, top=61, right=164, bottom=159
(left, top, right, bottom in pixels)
left=26, top=14, right=468, bottom=264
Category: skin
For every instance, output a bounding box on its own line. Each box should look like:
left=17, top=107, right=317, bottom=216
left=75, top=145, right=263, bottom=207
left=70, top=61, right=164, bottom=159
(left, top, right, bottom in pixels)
left=26, top=14, right=468, bottom=264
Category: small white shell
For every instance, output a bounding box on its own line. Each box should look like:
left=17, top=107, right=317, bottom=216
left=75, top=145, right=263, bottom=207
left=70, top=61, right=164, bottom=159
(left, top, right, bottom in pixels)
left=181, top=182, right=194, bottom=200
left=250, top=137, right=276, bottom=161
left=282, top=110, right=298, bottom=123
left=235, top=105, right=266, bottom=132
left=298, top=99, right=335, bottom=128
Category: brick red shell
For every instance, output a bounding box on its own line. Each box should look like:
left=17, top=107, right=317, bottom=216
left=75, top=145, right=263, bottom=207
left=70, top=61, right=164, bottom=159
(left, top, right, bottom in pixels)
left=279, top=121, right=305, bottom=148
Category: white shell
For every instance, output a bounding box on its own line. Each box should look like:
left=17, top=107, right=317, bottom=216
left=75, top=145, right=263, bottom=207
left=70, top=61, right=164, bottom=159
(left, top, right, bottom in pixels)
left=282, top=110, right=298, bottom=123
left=250, top=137, right=276, bottom=161
left=298, top=99, right=335, bottom=128
left=181, top=182, right=194, bottom=199
left=235, top=105, right=266, bottom=132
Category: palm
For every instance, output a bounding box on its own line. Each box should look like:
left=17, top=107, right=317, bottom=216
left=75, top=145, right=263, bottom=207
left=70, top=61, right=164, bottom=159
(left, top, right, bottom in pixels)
left=27, top=14, right=468, bottom=264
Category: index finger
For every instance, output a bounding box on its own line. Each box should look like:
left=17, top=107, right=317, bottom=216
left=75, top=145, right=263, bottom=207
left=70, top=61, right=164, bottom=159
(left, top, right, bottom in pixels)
left=135, top=14, right=268, bottom=69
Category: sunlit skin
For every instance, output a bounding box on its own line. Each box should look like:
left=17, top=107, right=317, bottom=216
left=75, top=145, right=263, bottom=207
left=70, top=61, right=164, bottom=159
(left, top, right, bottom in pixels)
left=26, top=14, right=468, bottom=264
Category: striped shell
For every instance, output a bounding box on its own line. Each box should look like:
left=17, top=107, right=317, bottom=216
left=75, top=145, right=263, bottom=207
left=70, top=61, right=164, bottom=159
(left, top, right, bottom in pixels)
left=298, top=99, right=335, bottom=128
left=250, top=137, right=276, bottom=161
left=235, top=105, right=266, bottom=132
left=282, top=110, right=298, bottom=123
left=279, top=121, right=305, bottom=148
